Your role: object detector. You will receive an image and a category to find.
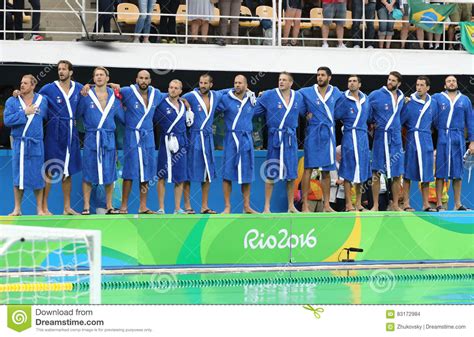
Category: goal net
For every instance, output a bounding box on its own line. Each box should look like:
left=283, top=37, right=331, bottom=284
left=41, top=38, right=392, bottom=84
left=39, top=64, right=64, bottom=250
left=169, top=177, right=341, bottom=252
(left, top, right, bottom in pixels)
left=0, top=225, right=101, bottom=304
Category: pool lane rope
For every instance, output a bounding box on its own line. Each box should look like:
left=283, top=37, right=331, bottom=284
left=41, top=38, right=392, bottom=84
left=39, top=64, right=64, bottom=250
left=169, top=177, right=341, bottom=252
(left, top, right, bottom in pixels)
left=72, top=272, right=474, bottom=291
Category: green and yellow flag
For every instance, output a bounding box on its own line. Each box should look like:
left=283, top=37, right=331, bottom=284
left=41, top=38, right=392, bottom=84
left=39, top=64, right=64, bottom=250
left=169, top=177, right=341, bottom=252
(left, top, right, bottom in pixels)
left=460, top=22, right=474, bottom=54
left=408, top=0, right=456, bottom=34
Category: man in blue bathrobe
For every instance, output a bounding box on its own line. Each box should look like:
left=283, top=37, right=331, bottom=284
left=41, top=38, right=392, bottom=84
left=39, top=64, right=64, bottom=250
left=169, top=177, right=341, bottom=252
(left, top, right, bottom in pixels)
left=298, top=66, right=342, bottom=212
left=216, top=74, right=258, bottom=214
left=118, top=70, right=165, bottom=214
left=182, top=74, right=227, bottom=214
left=334, top=75, right=371, bottom=212
left=38, top=60, right=83, bottom=215
left=433, top=75, right=474, bottom=211
left=368, top=71, right=405, bottom=211
left=254, top=72, right=306, bottom=213
left=401, top=76, right=438, bottom=212
left=77, top=67, right=124, bottom=215
left=4, top=74, right=48, bottom=216
left=154, top=79, right=192, bottom=214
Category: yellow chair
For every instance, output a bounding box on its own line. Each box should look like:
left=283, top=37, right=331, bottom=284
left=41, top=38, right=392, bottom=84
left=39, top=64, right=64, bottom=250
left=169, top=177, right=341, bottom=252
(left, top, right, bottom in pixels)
left=116, top=3, right=139, bottom=25
left=210, top=7, right=220, bottom=27
left=175, top=4, right=187, bottom=25
left=239, top=6, right=260, bottom=28
left=151, top=4, right=160, bottom=25
left=311, top=8, right=352, bottom=30
left=256, top=5, right=273, bottom=20
left=310, top=7, right=323, bottom=29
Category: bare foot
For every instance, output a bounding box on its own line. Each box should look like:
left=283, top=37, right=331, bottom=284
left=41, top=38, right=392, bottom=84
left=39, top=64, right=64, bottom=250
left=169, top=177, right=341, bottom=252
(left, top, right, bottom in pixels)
left=301, top=207, right=311, bottom=213
left=323, top=207, right=336, bottom=212
left=8, top=210, right=22, bottom=216
left=63, top=208, right=79, bottom=215
left=43, top=209, right=53, bottom=216
left=369, top=206, right=378, bottom=212
left=263, top=208, right=271, bottom=214
left=37, top=210, right=47, bottom=216
left=118, top=208, right=128, bottom=214
left=221, top=207, right=231, bottom=214
left=243, top=207, right=259, bottom=214
left=288, top=207, right=300, bottom=213
left=388, top=205, right=403, bottom=212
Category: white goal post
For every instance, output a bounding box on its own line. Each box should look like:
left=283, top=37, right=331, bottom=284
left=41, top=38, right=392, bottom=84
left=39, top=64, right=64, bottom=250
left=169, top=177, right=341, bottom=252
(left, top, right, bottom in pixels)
left=0, top=225, right=101, bottom=304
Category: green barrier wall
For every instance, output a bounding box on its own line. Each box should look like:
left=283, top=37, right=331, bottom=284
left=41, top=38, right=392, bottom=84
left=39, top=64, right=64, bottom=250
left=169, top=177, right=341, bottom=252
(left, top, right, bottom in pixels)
left=1, top=212, right=473, bottom=267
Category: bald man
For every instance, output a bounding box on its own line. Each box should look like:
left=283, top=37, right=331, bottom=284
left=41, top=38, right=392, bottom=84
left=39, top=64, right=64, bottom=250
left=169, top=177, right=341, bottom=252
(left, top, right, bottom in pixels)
left=118, top=70, right=166, bottom=214
left=216, top=75, right=258, bottom=214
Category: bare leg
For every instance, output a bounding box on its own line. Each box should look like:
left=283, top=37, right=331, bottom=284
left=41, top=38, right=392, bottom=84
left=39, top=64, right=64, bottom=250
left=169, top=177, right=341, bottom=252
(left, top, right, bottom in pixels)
left=183, top=181, right=191, bottom=210
left=82, top=181, right=92, bottom=212
left=120, top=179, right=133, bottom=213
left=174, top=182, right=183, bottom=212
left=336, top=25, right=344, bottom=46
left=321, top=171, right=335, bottom=212
left=344, top=180, right=354, bottom=211
left=301, top=168, right=312, bottom=212
left=290, top=10, right=302, bottom=41
left=287, top=180, right=299, bottom=212
left=403, top=178, right=412, bottom=210
left=62, top=176, right=78, bottom=215
left=138, top=181, right=149, bottom=212
left=416, top=27, right=424, bottom=48
left=201, top=180, right=210, bottom=211
left=322, top=24, right=329, bottom=45
left=400, top=22, right=409, bottom=48
left=200, top=21, right=209, bottom=42
left=391, top=176, right=402, bottom=211
left=34, top=189, right=46, bottom=215
left=158, top=179, right=165, bottom=210
left=354, top=183, right=362, bottom=210
left=371, top=172, right=380, bottom=211
left=9, top=186, right=23, bottom=216
left=105, top=183, right=114, bottom=210
left=453, top=179, right=462, bottom=209
left=378, top=35, right=385, bottom=49
left=435, top=178, right=444, bottom=208
left=385, top=35, right=392, bottom=49
left=42, top=172, right=53, bottom=215
left=421, top=182, right=430, bottom=210
left=222, top=179, right=232, bottom=213
left=263, top=180, right=274, bottom=213
left=190, top=20, right=200, bottom=41
left=242, top=183, right=258, bottom=213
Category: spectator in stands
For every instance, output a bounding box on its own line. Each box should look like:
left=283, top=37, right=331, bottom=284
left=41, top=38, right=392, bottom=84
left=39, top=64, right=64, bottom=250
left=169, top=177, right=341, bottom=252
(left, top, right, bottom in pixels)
left=216, top=0, right=242, bottom=46
left=321, top=0, right=347, bottom=48
left=282, top=0, right=303, bottom=46
left=351, top=0, right=376, bottom=48
left=329, top=146, right=345, bottom=211
left=376, top=0, right=399, bottom=49
left=28, top=0, right=43, bottom=40
left=426, top=0, right=442, bottom=50
left=159, top=0, right=180, bottom=43
left=10, top=0, right=24, bottom=40
left=399, top=0, right=423, bottom=49
left=189, top=0, right=215, bottom=43
left=93, top=0, right=115, bottom=33
left=134, top=0, right=155, bottom=43
left=448, top=2, right=472, bottom=50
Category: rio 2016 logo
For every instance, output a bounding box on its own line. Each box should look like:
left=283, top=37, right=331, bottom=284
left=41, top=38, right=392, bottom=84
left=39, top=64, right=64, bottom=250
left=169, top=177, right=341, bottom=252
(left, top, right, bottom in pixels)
left=244, top=228, right=317, bottom=250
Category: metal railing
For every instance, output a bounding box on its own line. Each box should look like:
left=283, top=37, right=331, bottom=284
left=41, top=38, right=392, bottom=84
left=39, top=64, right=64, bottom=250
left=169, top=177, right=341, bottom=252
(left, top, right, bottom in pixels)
left=0, top=0, right=469, bottom=50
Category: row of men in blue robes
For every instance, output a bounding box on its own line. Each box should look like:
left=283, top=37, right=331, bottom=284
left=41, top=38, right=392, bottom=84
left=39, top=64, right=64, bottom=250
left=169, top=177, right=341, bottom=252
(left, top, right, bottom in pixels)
left=3, top=62, right=473, bottom=215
